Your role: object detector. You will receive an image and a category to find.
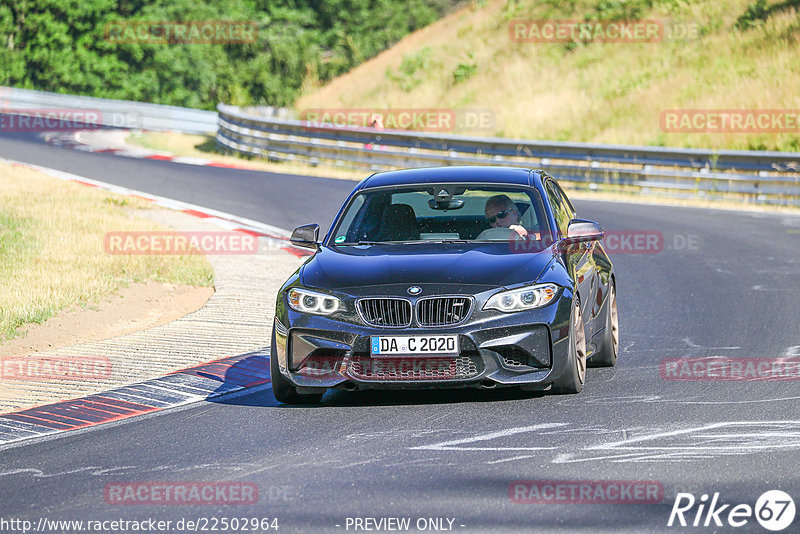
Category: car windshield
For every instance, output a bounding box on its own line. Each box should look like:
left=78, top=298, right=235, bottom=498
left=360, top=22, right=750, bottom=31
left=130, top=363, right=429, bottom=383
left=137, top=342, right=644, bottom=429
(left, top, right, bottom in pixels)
left=329, top=185, right=552, bottom=247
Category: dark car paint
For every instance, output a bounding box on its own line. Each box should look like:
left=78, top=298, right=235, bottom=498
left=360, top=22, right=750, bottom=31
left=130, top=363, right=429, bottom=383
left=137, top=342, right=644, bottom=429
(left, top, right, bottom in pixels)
left=273, top=166, right=615, bottom=393
left=274, top=281, right=576, bottom=390
left=300, top=244, right=555, bottom=290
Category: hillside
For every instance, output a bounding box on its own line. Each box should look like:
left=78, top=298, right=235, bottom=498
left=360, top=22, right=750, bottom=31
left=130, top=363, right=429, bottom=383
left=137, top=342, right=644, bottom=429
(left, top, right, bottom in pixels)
left=296, top=0, right=800, bottom=151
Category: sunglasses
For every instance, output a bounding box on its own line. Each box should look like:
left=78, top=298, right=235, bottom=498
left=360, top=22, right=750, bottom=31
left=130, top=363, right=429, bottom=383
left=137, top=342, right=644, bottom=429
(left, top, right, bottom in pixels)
left=487, top=208, right=514, bottom=224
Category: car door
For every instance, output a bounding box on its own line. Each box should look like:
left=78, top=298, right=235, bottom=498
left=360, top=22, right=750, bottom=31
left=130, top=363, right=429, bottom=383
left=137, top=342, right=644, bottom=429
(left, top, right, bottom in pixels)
left=544, top=180, right=599, bottom=344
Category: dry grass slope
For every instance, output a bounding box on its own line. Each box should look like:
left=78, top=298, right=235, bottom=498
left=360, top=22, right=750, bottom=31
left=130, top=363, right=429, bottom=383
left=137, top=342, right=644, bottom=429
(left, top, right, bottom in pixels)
left=296, top=0, right=800, bottom=151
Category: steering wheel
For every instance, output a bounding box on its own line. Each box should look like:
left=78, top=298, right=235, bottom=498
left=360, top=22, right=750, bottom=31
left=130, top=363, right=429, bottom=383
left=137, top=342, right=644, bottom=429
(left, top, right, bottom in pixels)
left=475, top=227, right=525, bottom=241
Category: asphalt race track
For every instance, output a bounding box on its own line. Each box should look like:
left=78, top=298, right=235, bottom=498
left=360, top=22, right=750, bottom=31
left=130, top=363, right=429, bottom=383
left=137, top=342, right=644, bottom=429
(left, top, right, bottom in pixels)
left=0, top=128, right=353, bottom=235
left=2, top=131, right=800, bottom=533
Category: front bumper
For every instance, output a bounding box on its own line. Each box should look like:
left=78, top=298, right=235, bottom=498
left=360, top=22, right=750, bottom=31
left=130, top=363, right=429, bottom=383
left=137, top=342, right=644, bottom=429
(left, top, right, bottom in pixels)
left=273, top=294, right=574, bottom=392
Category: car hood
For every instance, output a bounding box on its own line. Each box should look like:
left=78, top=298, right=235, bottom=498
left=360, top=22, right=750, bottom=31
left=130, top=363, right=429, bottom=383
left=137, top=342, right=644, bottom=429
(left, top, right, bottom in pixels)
left=301, top=244, right=555, bottom=290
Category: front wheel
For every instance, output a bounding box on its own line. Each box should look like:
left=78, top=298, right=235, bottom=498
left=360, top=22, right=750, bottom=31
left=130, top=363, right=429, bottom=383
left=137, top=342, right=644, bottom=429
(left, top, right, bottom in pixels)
left=270, top=328, right=324, bottom=405
left=551, top=299, right=586, bottom=394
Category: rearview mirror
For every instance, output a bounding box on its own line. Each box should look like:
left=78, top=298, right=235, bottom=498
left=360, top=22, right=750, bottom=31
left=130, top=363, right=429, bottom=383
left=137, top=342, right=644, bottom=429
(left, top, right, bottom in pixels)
left=290, top=223, right=320, bottom=249
left=428, top=199, right=465, bottom=210
left=558, top=219, right=604, bottom=252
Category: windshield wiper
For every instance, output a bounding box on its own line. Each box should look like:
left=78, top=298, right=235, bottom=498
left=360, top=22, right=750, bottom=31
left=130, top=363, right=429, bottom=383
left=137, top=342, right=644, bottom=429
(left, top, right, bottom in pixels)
left=339, top=239, right=470, bottom=246
left=336, top=240, right=395, bottom=246
left=397, top=239, right=472, bottom=244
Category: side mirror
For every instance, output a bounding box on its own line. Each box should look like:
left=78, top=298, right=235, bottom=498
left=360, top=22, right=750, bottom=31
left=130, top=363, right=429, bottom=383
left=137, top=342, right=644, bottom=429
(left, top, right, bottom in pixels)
left=290, top=223, right=320, bottom=249
left=558, top=219, right=604, bottom=252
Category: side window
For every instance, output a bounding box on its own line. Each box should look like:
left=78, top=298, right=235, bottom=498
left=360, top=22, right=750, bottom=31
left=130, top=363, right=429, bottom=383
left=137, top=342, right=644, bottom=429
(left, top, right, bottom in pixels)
left=545, top=181, right=571, bottom=237
left=550, top=180, right=576, bottom=216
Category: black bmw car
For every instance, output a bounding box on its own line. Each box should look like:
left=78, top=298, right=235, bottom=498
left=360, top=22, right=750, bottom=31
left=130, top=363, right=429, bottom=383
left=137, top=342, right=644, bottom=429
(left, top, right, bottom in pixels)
left=270, top=166, right=617, bottom=403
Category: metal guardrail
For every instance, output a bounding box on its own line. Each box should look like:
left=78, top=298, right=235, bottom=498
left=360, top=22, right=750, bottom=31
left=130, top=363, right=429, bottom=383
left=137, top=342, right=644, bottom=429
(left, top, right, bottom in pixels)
left=216, top=104, right=800, bottom=206
left=1, top=88, right=796, bottom=206
left=0, top=86, right=217, bottom=134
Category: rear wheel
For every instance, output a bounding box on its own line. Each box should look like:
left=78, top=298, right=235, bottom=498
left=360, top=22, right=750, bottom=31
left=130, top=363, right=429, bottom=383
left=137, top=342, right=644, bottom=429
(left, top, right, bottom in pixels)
left=590, top=282, right=618, bottom=367
left=551, top=299, right=586, bottom=394
left=270, top=329, right=324, bottom=405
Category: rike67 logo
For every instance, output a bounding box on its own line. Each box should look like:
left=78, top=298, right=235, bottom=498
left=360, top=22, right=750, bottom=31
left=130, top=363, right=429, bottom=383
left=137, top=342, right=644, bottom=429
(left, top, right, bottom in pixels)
left=668, top=490, right=796, bottom=531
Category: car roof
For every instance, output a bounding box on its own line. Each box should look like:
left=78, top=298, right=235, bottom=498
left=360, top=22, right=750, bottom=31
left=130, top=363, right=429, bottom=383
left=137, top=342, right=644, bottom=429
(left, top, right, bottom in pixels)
left=359, top=166, right=545, bottom=190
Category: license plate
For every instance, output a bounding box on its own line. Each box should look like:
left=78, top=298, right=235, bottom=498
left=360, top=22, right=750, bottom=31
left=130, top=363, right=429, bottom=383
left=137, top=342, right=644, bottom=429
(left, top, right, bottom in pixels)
left=370, top=335, right=458, bottom=356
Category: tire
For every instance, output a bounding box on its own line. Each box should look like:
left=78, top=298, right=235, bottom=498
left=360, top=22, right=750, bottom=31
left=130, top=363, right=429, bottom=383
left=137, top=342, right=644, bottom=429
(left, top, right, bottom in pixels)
left=270, top=328, right=324, bottom=405
left=551, top=298, right=586, bottom=394
left=590, top=281, right=618, bottom=368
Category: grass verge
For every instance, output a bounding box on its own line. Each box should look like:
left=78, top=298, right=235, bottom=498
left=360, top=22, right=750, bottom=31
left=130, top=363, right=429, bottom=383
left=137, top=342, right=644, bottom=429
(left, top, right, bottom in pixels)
left=0, top=162, right=213, bottom=341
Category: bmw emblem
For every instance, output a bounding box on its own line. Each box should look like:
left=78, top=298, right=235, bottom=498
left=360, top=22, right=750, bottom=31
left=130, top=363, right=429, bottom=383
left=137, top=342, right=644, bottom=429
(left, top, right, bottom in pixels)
left=407, top=286, right=422, bottom=295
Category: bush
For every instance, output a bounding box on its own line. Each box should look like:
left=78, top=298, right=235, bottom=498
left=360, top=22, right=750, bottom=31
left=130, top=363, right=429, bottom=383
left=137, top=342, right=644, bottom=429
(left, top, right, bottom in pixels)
left=0, top=0, right=459, bottom=109
left=735, top=0, right=769, bottom=30
left=452, top=60, right=477, bottom=84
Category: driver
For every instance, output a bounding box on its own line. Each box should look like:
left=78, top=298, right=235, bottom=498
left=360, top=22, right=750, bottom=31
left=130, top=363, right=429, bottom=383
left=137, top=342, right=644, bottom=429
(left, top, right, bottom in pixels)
left=485, top=195, right=528, bottom=238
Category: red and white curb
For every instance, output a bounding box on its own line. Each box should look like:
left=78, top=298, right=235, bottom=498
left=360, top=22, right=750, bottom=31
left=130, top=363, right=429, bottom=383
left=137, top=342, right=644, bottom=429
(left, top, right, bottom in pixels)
left=0, top=158, right=314, bottom=447
left=1, top=156, right=312, bottom=258
left=42, top=130, right=252, bottom=169
left=0, top=351, right=273, bottom=448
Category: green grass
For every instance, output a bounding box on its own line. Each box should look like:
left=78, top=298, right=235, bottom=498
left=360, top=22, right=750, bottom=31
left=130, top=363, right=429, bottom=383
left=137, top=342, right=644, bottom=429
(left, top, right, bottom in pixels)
left=0, top=211, right=31, bottom=267
left=0, top=163, right=214, bottom=341
left=0, top=211, right=36, bottom=338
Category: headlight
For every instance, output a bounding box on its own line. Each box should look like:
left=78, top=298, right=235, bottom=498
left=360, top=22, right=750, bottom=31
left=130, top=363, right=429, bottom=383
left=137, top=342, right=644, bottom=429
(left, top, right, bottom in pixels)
left=287, top=288, right=343, bottom=315
left=483, top=283, right=560, bottom=312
